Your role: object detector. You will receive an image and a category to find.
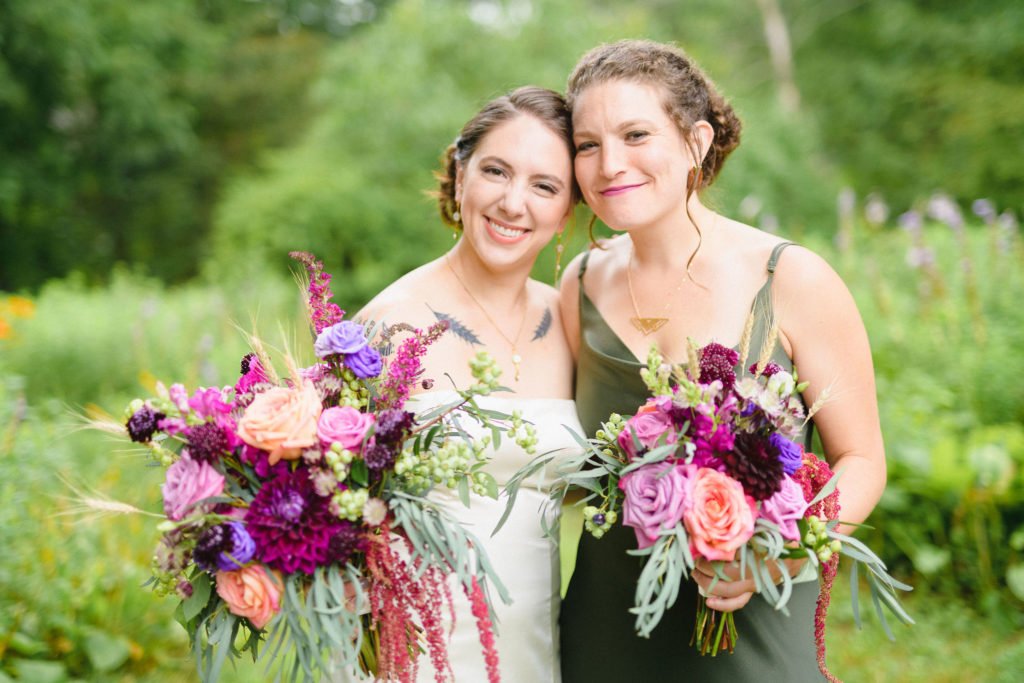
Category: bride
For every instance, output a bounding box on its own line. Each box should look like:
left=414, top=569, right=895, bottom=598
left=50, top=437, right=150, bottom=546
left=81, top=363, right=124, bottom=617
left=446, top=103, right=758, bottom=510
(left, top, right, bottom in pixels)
left=354, top=85, right=581, bottom=681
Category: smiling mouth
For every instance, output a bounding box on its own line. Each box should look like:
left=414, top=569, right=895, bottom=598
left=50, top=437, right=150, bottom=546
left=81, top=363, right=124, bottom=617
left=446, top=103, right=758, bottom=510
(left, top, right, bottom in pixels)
left=486, top=217, right=530, bottom=239
left=600, top=183, right=645, bottom=197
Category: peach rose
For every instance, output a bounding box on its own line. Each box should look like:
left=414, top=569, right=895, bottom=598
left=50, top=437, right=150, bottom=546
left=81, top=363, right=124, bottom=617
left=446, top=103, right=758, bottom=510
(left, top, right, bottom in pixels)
left=682, top=466, right=757, bottom=562
left=237, top=379, right=322, bottom=464
left=215, top=565, right=283, bottom=629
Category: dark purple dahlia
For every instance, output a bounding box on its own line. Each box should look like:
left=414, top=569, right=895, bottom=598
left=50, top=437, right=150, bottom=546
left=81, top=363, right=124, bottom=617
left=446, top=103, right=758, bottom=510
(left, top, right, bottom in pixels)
left=186, top=422, right=230, bottom=463
left=245, top=469, right=345, bottom=574
left=193, top=521, right=256, bottom=572
left=721, top=431, right=785, bottom=501
left=127, top=406, right=165, bottom=443
left=699, top=343, right=740, bottom=391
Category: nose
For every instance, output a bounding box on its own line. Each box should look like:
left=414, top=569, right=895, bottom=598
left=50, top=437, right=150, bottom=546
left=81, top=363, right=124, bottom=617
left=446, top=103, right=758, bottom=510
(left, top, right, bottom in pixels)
left=599, top=142, right=626, bottom=179
left=498, top=181, right=527, bottom=218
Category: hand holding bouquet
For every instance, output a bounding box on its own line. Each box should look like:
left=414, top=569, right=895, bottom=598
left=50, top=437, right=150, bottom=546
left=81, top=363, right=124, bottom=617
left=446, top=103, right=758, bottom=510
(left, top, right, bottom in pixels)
left=93, top=253, right=530, bottom=683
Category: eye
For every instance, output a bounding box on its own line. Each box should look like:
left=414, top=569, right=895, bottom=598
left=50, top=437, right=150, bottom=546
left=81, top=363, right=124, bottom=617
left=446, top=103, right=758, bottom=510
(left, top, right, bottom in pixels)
left=625, top=130, right=649, bottom=142
left=482, top=165, right=507, bottom=178
left=534, top=183, right=559, bottom=196
left=575, top=140, right=597, bottom=153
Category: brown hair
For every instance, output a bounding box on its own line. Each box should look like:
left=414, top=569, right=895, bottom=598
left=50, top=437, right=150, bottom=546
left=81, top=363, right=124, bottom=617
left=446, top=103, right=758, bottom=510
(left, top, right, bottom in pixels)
left=435, top=86, right=578, bottom=230
left=567, top=39, right=741, bottom=190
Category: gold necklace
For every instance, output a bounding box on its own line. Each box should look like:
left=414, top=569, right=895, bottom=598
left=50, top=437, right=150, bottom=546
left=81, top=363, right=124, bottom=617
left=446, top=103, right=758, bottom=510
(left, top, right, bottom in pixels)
left=626, top=245, right=688, bottom=336
left=445, top=254, right=529, bottom=381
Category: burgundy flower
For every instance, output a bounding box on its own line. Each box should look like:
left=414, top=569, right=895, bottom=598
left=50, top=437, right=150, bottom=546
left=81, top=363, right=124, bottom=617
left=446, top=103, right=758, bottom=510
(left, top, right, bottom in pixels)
left=186, top=421, right=230, bottom=463
left=748, top=360, right=783, bottom=378
left=699, top=343, right=739, bottom=391
left=721, top=431, right=785, bottom=501
left=326, top=521, right=369, bottom=566
left=245, top=469, right=345, bottom=575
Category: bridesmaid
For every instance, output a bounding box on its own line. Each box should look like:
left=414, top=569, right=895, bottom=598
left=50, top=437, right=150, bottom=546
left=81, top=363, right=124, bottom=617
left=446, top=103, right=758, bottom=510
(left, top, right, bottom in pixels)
left=558, top=40, right=886, bottom=681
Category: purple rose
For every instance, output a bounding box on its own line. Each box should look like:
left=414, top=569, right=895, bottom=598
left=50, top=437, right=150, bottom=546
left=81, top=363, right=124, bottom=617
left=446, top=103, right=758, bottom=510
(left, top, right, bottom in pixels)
left=162, top=454, right=225, bottom=521
left=770, top=433, right=803, bottom=475
left=314, top=321, right=368, bottom=359
left=345, top=345, right=383, bottom=379
left=618, top=405, right=677, bottom=461
left=759, top=476, right=809, bottom=541
left=619, top=462, right=690, bottom=549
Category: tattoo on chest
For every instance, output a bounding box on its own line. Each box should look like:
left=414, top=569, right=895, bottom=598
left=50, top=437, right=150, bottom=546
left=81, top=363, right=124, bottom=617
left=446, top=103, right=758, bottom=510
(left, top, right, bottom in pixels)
left=532, top=307, right=553, bottom=342
left=429, top=306, right=481, bottom=345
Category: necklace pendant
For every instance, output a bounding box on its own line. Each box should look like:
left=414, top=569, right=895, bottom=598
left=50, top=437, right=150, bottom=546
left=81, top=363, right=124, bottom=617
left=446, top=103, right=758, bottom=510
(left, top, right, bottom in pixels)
left=631, top=317, right=668, bottom=336
left=511, top=353, right=522, bottom=382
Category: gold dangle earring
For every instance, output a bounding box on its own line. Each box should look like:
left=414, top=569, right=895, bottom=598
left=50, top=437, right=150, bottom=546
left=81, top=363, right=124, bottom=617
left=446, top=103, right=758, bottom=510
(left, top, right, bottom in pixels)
left=452, top=200, right=461, bottom=240
left=553, top=230, right=566, bottom=283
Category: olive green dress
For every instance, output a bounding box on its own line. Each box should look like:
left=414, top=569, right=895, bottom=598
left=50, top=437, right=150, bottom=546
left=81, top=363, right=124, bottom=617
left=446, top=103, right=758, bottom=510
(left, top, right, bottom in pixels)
left=560, top=243, right=824, bottom=682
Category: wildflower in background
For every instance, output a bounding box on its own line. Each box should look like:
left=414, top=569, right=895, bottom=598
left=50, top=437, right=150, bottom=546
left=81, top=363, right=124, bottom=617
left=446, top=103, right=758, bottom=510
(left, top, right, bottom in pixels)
left=897, top=210, right=923, bottom=233
left=972, top=198, right=996, bottom=224
left=864, top=193, right=890, bottom=226
left=5, top=295, right=35, bottom=318
left=926, top=192, right=964, bottom=232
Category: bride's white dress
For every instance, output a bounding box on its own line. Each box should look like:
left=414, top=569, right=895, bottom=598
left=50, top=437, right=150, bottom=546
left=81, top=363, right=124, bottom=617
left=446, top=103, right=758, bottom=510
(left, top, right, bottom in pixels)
left=406, top=391, right=582, bottom=683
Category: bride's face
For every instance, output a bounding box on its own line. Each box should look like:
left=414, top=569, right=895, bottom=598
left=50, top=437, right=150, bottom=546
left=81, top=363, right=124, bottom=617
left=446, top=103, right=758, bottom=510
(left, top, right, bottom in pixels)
left=572, top=79, right=698, bottom=233
left=455, top=114, right=573, bottom=270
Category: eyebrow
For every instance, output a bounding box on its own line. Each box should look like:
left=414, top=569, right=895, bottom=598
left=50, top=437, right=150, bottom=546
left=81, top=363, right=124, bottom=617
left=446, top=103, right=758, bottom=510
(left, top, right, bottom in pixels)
left=573, top=118, right=661, bottom=139
left=478, top=155, right=566, bottom=188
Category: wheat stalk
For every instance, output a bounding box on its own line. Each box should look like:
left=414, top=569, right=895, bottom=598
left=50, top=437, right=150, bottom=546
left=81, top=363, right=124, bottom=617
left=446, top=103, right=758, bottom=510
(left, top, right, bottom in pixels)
left=736, top=306, right=757, bottom=370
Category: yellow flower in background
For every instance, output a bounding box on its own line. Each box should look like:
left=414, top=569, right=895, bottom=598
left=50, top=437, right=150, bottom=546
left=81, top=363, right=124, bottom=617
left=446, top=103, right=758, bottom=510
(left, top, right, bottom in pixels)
left=0, top=317, right=10, bottom=340
left=6, top=295, right=35, bottom=318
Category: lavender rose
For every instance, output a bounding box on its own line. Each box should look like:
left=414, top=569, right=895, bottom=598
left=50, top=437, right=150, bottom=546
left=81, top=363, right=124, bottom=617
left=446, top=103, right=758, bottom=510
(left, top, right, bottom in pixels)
left=760, top=476, right=809, bottom=541
left=314, top=321, right=368, bottom=359
left=162, top=454, right=225, bottom=521
left=345, top=344, right=383, bottom=379
left=318, top=406, right=375, bottom=452
left=619, top=462, right=689, bottom=549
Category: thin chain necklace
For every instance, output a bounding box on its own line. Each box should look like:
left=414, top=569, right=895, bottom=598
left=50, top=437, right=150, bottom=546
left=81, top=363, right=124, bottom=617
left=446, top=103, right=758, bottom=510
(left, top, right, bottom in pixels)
left=445, top=254, right=529, bottom=381
left=626, top=244, right=689, bottom=336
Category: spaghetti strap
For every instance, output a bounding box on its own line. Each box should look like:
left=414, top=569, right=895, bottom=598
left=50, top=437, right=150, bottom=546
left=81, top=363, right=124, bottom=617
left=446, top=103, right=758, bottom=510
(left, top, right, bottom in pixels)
left=767, top=241, right=795, bottom=275
left=578, top=249, right=592, bottom=279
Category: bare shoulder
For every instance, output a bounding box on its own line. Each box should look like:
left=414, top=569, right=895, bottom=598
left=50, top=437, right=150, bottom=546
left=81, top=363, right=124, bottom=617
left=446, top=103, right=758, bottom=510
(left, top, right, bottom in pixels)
left=772, top=243, right=850, bottom=299
left=355, top=260, right=443, bottom=330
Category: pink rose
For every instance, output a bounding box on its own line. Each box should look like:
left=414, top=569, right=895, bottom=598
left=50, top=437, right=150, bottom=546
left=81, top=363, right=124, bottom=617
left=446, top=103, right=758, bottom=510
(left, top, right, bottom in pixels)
left=682, top=467, right=757, bottom=561
left=618, top=403, right=678, bottom=461
left=162, top=454, right=225, bottom=521
left=619, top=462, right=689, bottom=549
left=317, top=406, right=375, bottom=452
left=760, top=476, right=809, bottom=541
left=237, top=380, right=322, bottom=464
left=215, top=565, right=283, bottom=629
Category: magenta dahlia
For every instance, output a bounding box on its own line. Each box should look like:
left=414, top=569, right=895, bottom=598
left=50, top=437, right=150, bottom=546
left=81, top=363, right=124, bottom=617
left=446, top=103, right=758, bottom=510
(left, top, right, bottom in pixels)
left=245, top=468, right=345, bottom=574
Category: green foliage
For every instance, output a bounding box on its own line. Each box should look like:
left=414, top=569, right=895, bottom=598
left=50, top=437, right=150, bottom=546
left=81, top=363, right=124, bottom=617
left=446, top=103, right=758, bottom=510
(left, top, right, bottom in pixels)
left=0, top=0, right=328, bottom=290
left=795, top=0, right=1024, bottom=211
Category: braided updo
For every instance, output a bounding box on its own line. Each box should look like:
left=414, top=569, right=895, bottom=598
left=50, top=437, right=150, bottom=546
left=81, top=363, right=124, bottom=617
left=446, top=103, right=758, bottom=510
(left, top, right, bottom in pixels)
left=566, top=40, right=742, bottom=189
left=435, top=86, right=577, bottom=230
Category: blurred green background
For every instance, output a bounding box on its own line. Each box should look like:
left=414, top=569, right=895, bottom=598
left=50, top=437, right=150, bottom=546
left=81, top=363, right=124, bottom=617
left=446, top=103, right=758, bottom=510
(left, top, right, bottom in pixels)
left=2, top=0, right=1023, bottom=680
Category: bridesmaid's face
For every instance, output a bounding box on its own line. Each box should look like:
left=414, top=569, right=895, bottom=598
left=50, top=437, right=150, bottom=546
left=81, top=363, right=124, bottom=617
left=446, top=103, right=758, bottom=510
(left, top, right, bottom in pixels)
left=455, top=114, right=573, bottom=271
left=572, top=79, right=699, bottom=233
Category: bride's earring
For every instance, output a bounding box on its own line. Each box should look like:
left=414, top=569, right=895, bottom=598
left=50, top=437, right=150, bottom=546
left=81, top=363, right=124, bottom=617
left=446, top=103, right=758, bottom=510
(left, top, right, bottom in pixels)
left=553, top=229, right=566, bottom=283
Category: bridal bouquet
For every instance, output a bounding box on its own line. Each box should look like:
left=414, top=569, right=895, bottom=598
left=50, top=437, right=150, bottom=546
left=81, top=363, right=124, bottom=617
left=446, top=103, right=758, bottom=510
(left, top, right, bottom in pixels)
left=528, top=341, right=911, bottom=680
left=100, top=253, right=525, bottom=683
